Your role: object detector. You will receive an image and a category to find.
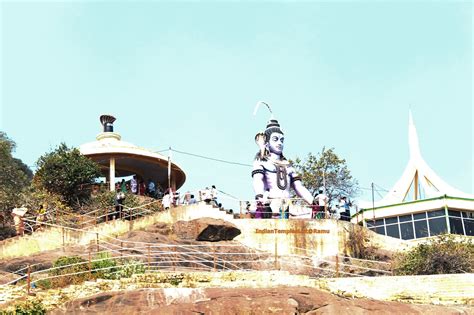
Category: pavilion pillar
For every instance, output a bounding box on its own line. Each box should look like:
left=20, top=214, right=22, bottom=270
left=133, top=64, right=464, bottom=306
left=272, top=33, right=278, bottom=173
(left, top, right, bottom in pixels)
left=171, top=178, right=176, bottom=192
left=109, top=157, right=116, bottom=191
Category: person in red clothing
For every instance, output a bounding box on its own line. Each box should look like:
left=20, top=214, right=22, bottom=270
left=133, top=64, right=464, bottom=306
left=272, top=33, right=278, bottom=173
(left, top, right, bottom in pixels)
left=138, top=180, right=146, bottom=196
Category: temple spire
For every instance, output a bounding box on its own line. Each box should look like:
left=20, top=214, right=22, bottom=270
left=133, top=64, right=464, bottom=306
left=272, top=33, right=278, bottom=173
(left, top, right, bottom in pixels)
left=357, top=110, right=474, bottom=209
left=408, top=110, right=422, bottom=159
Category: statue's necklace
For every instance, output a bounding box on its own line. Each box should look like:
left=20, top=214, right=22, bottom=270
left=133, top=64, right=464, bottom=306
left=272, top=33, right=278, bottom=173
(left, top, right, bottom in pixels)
left=276, top=165, right=288, bottom=190
left=270, top=160, right=288, bottom=190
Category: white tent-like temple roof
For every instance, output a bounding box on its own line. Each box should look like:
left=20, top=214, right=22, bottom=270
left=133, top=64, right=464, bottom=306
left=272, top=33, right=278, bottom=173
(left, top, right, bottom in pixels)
left=359, top=111, right=473, bottom=210
left=353, top=112, right=474, bottom=239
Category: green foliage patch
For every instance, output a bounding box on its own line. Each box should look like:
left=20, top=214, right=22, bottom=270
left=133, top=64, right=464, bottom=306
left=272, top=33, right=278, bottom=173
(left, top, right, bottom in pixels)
left=292, top=147, right=359, bottom=205
left=115, top=259, right=146, bottom=278
left=0, top=132, right=32, bottom=222
left=38, top=255, right=147, bottom=289
left=50, top=255, right=89, bottom=287
left=34, top=143, right=101, bottom=208
left=394, top=235, right=474, bottom=275
left=0, top=299, right=46, bottom=315
left=91, top=252, right=118, bottom=279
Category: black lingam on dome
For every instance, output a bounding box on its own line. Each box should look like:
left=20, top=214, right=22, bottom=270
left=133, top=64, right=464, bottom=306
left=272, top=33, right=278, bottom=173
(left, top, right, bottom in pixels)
left=99, top=115, right=116, bottom=133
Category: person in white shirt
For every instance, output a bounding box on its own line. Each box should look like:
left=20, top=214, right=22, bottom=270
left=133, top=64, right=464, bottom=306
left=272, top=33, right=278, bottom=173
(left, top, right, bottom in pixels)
left=210, top=185, right=217, bottom=199
left=315, top=189, right=328, bottom=218
left=202, top=187, right=211, bottom=204
left=183, top=191, right=191, bottom=205
left=210, top=185, right=220, bottom=208
left=12, top=206, right=28, bottom=236
left=162, top=193, right=171, bottom=210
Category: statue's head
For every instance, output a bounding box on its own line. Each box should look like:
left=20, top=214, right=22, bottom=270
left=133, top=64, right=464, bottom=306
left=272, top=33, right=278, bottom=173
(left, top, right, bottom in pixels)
left=254, top=115, right=287, bottom=161
left=264, top=120, right=284, bottom=155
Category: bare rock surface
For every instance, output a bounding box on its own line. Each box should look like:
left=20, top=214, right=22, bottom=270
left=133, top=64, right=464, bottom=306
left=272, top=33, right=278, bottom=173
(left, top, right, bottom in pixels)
left=173, top=217, right=241, bottom=241
left=0, top=245, right=89, bottom=275
left=0, top=271, right=19, bottom=285
left=50, top=287, right=473, bottom=315
left=1, top=220, right=472, bottom=314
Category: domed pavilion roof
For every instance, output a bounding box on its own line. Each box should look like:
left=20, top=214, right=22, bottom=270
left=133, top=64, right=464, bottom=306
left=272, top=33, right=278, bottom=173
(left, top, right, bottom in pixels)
left=79, top=115, right=185, bottom=190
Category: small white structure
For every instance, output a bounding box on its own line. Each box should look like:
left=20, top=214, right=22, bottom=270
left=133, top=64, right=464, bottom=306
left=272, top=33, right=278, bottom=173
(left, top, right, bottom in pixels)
left=80, top=115, right=186, bottom=192
left=354, top=112, right=474, bottom=239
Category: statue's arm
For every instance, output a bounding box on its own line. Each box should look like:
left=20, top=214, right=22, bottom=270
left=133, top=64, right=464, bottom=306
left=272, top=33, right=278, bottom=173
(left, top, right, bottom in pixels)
left=252, top=163, right=265, bottom=201
left=290, top=171, right=314, bottom=204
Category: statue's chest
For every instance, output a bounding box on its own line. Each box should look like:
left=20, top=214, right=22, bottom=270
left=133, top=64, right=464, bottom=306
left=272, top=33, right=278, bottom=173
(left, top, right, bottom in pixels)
left=262, top=162, right=290, bottom=190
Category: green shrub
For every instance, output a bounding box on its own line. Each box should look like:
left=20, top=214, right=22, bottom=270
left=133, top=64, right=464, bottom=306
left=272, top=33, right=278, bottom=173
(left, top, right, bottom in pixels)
left=91, top=252, right=117, bottom=279
left=116, top=259, right=146, bottom=278
left=35, top=279, right=52, bottom=290
left=394, top=235, right=474, bottom=275
left=44, top=255, right=148, bottom=288
left=50, top=255, right=89, bottom=287
left=0, top=299, right=46, bottom=315
left=167, top=274, right=184, bottom=286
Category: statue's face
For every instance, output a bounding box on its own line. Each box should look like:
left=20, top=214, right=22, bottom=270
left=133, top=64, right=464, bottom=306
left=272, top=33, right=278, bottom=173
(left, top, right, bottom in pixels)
left=267, top=132, right=284, bottom=155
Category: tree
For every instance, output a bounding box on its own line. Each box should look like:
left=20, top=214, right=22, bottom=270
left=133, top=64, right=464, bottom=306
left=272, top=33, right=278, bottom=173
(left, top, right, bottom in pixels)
left=34, top=143, right=101, bottom=208
left=0, top=132, right=32, bottom=219
left=292, top=147, right=359, bottom=205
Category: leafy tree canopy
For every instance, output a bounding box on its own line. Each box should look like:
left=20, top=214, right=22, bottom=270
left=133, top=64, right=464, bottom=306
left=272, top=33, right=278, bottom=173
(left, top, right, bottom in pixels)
left=0, top=132, right=32, bottom=215
left=34, top=143, right=101, bottom=208
left=292, top=147, right=359, bottom=205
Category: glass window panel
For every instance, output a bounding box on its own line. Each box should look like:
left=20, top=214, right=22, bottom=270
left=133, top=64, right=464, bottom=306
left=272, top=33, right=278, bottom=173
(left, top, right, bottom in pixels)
left=448, top=210, right=461, bottom=217
left=386, top=224, right=400, bottom=239
left=413, top=212, right=426, bottom=220
left=400, top=222, right=415, bottom=240
left=414, top=220, right=429, bottom=238
left=385, top=217, right=398, bottom=224
left=449, top=217, right=464, bottom=235
left=399, top=214, right=412, bottom=222
left=374, top=219, right=384, bottom=226
left=366, top=221, right=375, bottom=228
left=429, top=217, right=448, bottom=236
left=462, top=212, right=474, bottom=219
left=428, top=209, right=445, bottom=218
left=375, top=225, right=386, bottom=235
left=464, top=219, right=474, bottom=236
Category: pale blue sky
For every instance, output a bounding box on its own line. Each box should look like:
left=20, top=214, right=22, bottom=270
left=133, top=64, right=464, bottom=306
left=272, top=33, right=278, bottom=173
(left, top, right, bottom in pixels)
left=1, top=1, right=472, bottom=209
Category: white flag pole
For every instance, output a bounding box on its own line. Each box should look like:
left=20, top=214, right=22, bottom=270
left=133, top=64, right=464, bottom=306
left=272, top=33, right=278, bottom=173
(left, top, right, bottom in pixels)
left=168, top=146, right=171, bottom=192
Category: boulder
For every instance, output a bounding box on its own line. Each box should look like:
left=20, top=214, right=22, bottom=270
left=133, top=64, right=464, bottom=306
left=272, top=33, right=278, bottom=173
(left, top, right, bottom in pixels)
left=0, top=271, right=20, bottom=285
left=173, top=218, right=241, bottom=242
left=145, top=222, right=172, bottom=236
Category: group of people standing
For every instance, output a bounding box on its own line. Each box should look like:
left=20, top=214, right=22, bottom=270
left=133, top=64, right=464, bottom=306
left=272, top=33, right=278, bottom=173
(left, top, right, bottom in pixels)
left=161, top=189, right=182, bottom=210
left=312, top=191, right=351, bottom=221
left=198, top=186, right=220, bottom=207
left=125, top=176, right=164, bottom=199
left=244, top=190, right=351, bottom=221
left=161, top=185, right=220, bottom=210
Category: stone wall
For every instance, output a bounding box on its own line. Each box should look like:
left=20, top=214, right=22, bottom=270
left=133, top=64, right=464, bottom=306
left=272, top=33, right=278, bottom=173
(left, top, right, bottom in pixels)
left=231, top=217, right=411, bottom=257
left=0, top=204, right=233, bottom=259
left=318, top=273, right=474, bottom=305
left=0, top=203, right=407, bottom=259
